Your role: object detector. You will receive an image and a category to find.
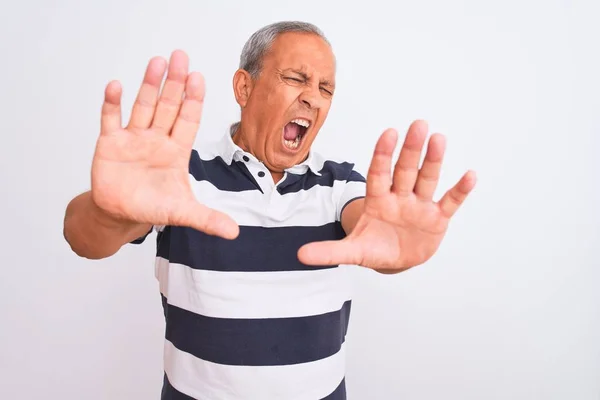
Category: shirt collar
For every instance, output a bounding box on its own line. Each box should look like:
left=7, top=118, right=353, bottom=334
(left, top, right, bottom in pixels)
left=216, top=131, right=322, bottom=176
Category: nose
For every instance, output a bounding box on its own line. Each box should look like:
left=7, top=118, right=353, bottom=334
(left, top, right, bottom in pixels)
left=300, top=97, right=312, bottom=108
left=298, top=87, right=322, bottom=110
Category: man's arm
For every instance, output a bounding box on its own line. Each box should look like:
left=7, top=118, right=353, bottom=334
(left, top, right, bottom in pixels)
left=63, top=191, right=152, bottom=260
left=340, top=197, right=364, bottom=235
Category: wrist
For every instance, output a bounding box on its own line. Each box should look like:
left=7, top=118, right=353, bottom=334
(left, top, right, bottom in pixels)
left=89, top=192, right=142, bottom=233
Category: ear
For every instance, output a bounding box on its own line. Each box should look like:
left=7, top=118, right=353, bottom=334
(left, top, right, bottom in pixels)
left=233, top=69, right=253, bottom=108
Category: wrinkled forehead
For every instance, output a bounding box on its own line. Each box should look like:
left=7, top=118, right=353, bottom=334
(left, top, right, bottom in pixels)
left=263, top=32, right=336, bottom=79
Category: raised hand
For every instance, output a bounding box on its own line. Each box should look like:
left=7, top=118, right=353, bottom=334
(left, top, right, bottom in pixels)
left=298, top=120, right=476, bottom=272
left=92, top=50, right=239, bottom=239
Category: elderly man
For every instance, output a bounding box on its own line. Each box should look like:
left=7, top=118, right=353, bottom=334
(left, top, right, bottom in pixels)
left=64, top=21, right=475, bottom=400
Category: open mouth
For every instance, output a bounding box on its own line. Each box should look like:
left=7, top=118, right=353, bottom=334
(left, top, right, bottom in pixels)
left=283, top=118, right=310, bottom=150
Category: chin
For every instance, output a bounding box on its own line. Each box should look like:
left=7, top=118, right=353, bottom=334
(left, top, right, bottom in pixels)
left=266, top=148, right=306, bottom=172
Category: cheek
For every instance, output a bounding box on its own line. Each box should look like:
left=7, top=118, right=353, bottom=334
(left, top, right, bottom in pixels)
left=266, top=84, right=298, bottom=107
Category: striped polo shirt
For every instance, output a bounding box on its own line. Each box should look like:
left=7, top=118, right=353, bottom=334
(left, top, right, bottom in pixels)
left=134, top=131, right=366, bottom=399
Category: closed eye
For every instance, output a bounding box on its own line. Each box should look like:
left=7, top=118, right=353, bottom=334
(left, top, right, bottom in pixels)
left=285, top=76, right=304, bottom=83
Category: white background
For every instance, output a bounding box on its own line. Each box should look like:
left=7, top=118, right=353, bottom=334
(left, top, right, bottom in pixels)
left=1, top=0, right=599, bottom=399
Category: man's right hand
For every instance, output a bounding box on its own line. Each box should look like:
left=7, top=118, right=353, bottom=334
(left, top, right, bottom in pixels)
left=91, top=50, right=239, bottom=240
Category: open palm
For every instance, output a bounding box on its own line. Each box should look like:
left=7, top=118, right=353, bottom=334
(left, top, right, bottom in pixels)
left=298, top=121, right=476, bottom=272
left=92, top=50, right=238, bottom=239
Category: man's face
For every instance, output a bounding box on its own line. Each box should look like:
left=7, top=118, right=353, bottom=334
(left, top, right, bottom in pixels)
left=233, top=32, right=336, bottom=174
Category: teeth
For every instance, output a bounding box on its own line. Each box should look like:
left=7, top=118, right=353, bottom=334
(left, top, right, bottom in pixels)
left=283, top=134, right=301, bottom=150
left=291, top=118, right=310, bottom=128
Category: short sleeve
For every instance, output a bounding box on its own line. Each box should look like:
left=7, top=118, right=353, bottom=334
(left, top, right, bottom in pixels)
left=336, top=168, right=366, bottom=221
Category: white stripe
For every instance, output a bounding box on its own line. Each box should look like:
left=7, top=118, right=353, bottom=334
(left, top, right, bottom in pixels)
left=189, top=178, right=344, bottom=227
left=155, top=257, right=352, bottom=319
left=164, top=339, right=346, bottom=400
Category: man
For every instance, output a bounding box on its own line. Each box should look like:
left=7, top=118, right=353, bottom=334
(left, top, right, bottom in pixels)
left=64, top=21, right=475, bottom=400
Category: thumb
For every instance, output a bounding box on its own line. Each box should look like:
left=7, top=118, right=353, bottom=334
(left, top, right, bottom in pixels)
left=297, top=238, right=362, bottom=266
left=174, top=200, right=239, bottom=239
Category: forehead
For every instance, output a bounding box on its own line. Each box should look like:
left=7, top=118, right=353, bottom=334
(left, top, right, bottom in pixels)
left=263, top=32, right=336, bottom=77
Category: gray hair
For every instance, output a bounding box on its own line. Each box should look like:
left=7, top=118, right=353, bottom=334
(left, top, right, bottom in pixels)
left=230, top=21, right=331, bottom=136
left=240, top=21, right=330, bottom=79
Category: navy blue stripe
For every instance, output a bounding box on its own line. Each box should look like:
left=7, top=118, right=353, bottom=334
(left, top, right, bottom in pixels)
left=319, top=160, right=365, bottom=182
left=163, top=297, right=351, bottom=366
left=161, top=374, right=195, bottom=399
left=321, top=378, right=347, bottom=400
left=189, top=150, right=260, bottom=192
left=278, top=161, right=365, bottom=195
left=347, top=168, right=365, bottom=183
left=190, top=149, right=365, bottom=194
left=157, top=222, right=346, bottom=272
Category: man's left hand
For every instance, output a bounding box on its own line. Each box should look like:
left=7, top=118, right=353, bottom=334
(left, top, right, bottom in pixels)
left=297, top=120, right=476, bottom=273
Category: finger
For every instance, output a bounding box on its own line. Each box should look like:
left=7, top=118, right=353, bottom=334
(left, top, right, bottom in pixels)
left=100, top=80, right=122, bottom=134
left=175, top=200, right=240, bottom=240
left=297, top=239, right=362, bottom=266
left=414, top=133, right=446, bottom=200
left=128, top=56, right=168, bottom=129
left=392, top=120, right=429, bottom=196
left=437, top=170, right=477, bottom=218
left=170, top=72, right=205, bottom=149
left=366, top=128, right=397, bottom=198
left=151, top=50, right=189, bottom=133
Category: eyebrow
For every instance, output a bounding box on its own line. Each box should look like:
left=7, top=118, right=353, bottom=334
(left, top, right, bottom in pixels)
left=320, top=78, right=335, bottom=88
